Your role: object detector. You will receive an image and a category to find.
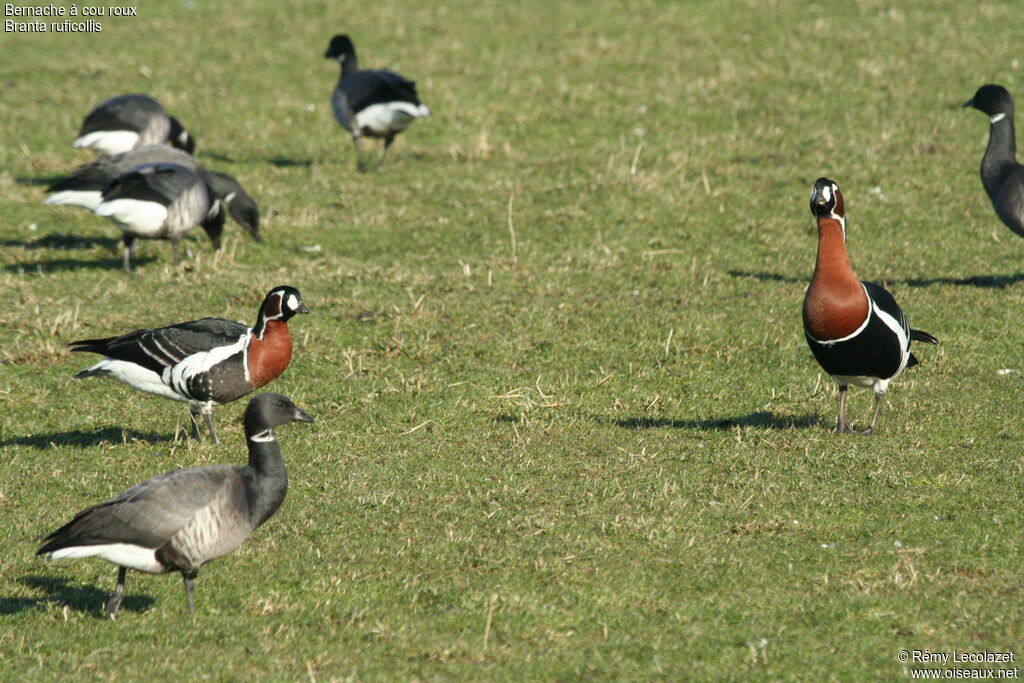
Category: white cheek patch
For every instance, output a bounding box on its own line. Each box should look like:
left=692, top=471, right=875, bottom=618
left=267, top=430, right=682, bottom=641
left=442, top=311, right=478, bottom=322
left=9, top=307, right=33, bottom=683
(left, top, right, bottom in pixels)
left=820, top=185, right=832, bottom=203
left=991, top=113, right=1007, bottom=124
left=287, top=294, right=299, bottom=311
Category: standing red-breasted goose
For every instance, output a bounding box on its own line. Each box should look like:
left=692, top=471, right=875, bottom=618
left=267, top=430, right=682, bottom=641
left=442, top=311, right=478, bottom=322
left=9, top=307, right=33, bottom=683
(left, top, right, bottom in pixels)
left=69, top=287, right=309, bottom=444
left=802, top=178, right=938, bottom=434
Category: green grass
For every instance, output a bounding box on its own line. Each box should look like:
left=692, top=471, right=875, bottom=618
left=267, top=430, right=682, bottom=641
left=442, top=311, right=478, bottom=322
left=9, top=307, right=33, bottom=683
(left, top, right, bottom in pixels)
left=2, top=0, right=1022, bottom=679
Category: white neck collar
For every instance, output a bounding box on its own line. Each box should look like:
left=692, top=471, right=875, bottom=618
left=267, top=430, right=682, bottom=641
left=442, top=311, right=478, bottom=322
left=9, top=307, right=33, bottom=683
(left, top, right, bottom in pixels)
left=249, top=429, right=276, bottom=443
left=990, top=112, right=1007, bottom=124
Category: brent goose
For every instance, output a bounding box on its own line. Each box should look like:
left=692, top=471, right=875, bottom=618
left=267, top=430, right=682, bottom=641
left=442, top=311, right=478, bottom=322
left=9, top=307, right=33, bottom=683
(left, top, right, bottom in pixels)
left=44, top=146, right=261, bottom=242
left=964, top=84, right=1024, bottom=240
left=93, top=162, right=223, bottom=271
left=38, top=393, right=313, bottom=617
left=73, top=94, right=195, bottom=156
left=324, top=34, right=430, bottom=171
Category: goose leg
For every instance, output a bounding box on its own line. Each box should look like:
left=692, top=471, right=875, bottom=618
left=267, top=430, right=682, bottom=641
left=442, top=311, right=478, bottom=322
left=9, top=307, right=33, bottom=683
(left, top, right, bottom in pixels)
left=181, top=570, right=198, bottom=613
left=188, top=405, right=203, bottom=441
left=352, top=133, right=367, bottom=172
left=858, top=390, right=885, bottom=435
left=833, top=384, right=851, bottom=434
left=380, top=134, right=396, bottom=165
left=104, top=566, right=127, bottom=618
left=122, top=236, right=136, bottom=273
left=202, top=404, right=220, bottom=445
left=170, top=238, right=182, bottom=264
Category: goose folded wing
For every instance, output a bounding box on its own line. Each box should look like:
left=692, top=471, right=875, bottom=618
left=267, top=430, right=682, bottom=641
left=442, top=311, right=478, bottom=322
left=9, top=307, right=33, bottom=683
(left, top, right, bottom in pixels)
left=39, top=466, right=241, bottom=552
left=80, top=97, right=163, bottom=135
left=47, top=157, right=118, bottom=194
left=74, top=318, right=248, bottom=375
left=106, top=163, right=202, bottom=203
left=343, top=70, right=422, bottom=111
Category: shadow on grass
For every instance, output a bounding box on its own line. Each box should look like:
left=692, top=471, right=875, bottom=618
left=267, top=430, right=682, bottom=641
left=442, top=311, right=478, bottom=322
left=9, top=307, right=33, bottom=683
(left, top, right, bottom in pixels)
left=193, top=151, right=320, bottom=168
left=609, top=411, right=822, bottom=431
left=729, top=268, right=1024, bottom=289
left=0, top=576, right=154, bottom=617
left=268, top=157, right=316, bottom=168
left=0, top=427, right=174, bottom=449
left=727, top=270, right=803, bottom=284
left=897, top=273, right=1024, bottom=289
left=3, top=255, right=158, bottom=274
left=0, top=233, right=120, bottom=251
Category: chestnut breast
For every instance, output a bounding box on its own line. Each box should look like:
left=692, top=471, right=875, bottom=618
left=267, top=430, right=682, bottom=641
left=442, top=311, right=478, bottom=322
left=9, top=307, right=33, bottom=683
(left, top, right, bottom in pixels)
left=247, top=321, right=293, bottom=388
left=803, top=219, right=870, bottom=341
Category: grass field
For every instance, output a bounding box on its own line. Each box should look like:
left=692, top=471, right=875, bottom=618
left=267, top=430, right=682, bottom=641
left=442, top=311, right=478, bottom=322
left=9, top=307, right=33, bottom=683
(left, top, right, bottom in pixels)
left=1, top=0, right=1022, bottom=679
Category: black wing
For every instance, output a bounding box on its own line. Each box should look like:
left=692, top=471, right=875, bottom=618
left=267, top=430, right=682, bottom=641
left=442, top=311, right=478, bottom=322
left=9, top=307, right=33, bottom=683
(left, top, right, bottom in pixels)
left=340, top=70, right=422, bottom=112
left=79, top=94, right=167, bottom=136
left=38, top=466, right=239, bottom=552
left=101, top=163, right=203, bottom=206
left=48, top=146, right=197, bottom=194
left=70, top=317, right=248, bottom=375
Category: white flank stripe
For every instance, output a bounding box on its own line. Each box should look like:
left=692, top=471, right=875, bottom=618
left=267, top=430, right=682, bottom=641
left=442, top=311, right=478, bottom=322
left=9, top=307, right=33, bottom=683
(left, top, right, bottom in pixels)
left=82, top=359, right=188, bottom=401
left=872, top=301, right=911, bottom=372
left=95, top=199, right=168, bottom=236
left=166, top=334, right=248, bottom=397
left=45, top=543, right=166, bottom=574
left=43, top=190, right=104, bottom=209
left=355, top=102, right=429, bottom=135
left=73, top=130, right=140, bottom=156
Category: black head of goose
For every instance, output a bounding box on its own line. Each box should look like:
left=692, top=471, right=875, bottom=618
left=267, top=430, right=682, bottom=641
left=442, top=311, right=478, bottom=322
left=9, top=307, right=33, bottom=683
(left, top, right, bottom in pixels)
left=324, top=33, right=430, bottom=172
left=73, top=94, right=196, bottom=156
left=94, top=162, right=224, bottom=272
left=964, top=84, right=1024, bottom=239
left=45, top=146, right=262, bottom=244
left=37, top=393, right=313, bottom=618
left=195, top=168, right=262, bottom=243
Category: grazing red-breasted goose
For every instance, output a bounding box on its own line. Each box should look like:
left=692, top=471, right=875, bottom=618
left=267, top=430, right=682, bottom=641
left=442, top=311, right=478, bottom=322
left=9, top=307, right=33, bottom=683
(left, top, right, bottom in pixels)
left=73, top=94, right=195, bottom=156
left=70, top=286, right=309, bottom=444
left=802, top=178, right=938, bottom=434
left=963, top=84, right=1024, bottom=240
left=37, top=393, right=313, bottom=618
left=324, top=34, right=430, bottom=171
left=44, top=146, right=262, bottom=243
left=93, top=162, right=224, bottom=272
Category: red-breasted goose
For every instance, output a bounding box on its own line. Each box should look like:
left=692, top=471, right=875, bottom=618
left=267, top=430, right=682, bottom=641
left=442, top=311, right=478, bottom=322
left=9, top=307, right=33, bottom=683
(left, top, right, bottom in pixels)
left=324, top=34, right=430, bottom=171
left=802, top=178, right=938, bottom=434
left=73, top=94, right=195, bottom=156
left=70, top=286, right=309, bottom=444
left=44, top=146, right=262, bottom=243
left=37, top=393, right=313, bottom=618
left=964, top=84, right=1024, bottom=240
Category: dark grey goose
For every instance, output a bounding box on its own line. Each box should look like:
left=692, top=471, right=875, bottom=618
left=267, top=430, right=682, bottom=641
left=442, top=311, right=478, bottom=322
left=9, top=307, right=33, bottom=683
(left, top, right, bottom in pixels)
left=37, top=393, right=313, bottom=617
left=44, top=145, right=262, bottom=243
left=73, top=94, right=195, bottom=156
